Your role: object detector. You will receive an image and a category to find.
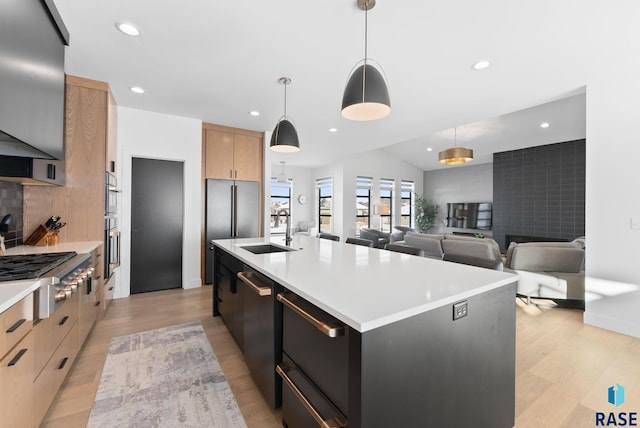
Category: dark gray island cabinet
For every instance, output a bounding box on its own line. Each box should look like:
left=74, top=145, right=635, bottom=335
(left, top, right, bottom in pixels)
left=212, top=236, right=518, bottom=428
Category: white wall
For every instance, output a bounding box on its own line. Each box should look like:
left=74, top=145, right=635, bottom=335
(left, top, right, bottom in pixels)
left=309, top=149, right=424, bottom=240
left=267, top=163, right=314, bottom=227
left=423, top=163, right=493, bottom=234
left=115, top=107, right=202, bottom=298
left=583, top=69, right=640, bottom=337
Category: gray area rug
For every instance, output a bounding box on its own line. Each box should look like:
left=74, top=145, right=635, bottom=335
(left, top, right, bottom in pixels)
left=88, top=321, right=247, bottom=428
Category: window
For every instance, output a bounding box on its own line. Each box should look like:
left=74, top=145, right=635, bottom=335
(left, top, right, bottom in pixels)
left=356, top=176, right=372, bottom=234
left=401, top=180, right=414, bottom=227
left=317, top=177, right=332, bottom=233
left=380, top=178, right=394, bottom=233
left=270, top=177, right=291, bottom=235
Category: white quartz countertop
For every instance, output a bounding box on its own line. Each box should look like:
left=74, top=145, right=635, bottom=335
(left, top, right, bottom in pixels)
left=0, top=241, right=102, bottom=313
left=213, top=235, right=518, bottom=332
left=3, top=241, right=102, bottom=256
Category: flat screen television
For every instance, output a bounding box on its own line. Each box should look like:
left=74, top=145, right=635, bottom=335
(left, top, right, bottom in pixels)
left=446, top=202, right=492, bottom=230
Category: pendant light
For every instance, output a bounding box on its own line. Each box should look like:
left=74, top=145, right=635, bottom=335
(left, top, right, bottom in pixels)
left=270, top=77, right=300, bottom=153
left=276, top=161, right=288, bottom=183
left=341, top=0, right=391, bottom=121
left=438, top=128, right=474, bottom=165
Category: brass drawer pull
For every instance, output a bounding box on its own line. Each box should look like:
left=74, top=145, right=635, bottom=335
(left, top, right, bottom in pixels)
left=237, top=272, right=271, bottom=296
left=5, top=318, right=26, bottom=333
left=276, top=362, right=347, bottom=428
left=277, top=293, right=345, bottom=338
left=7, top=348, right=28, bottom=367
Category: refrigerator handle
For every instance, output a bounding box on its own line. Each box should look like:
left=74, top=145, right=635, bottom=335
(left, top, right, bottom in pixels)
left=233, top=184, right=238, bottom=237
left=230, top=184, right=235, bottom=237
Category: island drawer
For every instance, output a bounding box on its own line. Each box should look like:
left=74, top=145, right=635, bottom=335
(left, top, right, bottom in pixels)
left=1, top=293, right=33, bottom=359
left=278, top=291, right=349, bottom=416
left=277, top=355, right=347, bottom=428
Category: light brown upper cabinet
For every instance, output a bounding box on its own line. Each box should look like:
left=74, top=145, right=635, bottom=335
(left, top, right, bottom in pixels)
left=204, top=126, right=263, bottom=182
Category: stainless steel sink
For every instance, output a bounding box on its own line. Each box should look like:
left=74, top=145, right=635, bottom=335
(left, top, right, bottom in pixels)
left=239, top=244, right=295, bottom=254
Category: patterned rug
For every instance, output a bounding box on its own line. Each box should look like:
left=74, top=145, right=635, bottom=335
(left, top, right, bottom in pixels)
left=87, top=321, right=247, bottom=428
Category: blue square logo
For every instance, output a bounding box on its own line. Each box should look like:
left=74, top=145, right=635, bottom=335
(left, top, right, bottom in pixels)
left=608, top=384, right=625, bottom=407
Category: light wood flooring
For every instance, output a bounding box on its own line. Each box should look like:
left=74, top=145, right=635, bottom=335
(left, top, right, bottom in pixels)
left=41, top=287, right=640, bottom=428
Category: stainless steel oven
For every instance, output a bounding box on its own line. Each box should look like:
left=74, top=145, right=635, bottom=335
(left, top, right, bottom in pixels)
left=105, top=171, right=118, bottom=215
left=105, top=216, right=120, bottom=280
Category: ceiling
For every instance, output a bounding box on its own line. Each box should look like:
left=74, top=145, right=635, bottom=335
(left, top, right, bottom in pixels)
left=52, top=0, right=630, bottom=171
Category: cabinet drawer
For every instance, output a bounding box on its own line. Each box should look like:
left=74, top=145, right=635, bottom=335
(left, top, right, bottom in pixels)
left=33, top=321, right=79, bottom=427
left=278, top=356, right=347, bottom=428
left=279, top=291, right=349, bottom=415
left=33, top=292, right=79, bottom=376
left=0, top=293, right=33, bottom=359
left=0, top=331, right=35, bottom=428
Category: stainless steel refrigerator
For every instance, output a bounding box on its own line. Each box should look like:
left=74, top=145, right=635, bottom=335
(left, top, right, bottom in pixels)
left=205, top=179, right=260, bottom=283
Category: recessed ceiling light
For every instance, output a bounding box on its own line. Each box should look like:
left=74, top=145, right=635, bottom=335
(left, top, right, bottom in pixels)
left=471, top=60, right=491, bottom=70
left=540, top=122, right=550, bottom=128
left=116, top=22, right=141, bottom=37
left=129, top=86, right=145, bottom=94
left=426, top=147, right=433, bottom=152
left=249, top=110, right=260, bottom=117
left=329, top=128, right=338, bottom=133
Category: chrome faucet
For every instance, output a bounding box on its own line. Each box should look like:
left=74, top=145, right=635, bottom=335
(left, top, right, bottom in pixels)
left=284, top=212, right=292, bottom=246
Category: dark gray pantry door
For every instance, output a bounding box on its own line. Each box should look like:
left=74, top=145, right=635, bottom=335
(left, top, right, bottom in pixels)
left=130, top=157, right=183, bottom=294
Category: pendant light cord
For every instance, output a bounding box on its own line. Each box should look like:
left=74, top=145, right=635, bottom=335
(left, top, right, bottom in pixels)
left=283, top=81, right=287, bottom=117
left=362, top=0, right=369, bottom=102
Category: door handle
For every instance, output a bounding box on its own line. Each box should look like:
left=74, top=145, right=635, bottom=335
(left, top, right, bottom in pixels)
left=277, top=292, right=345, bottom=338
left=237, top=272, right=271, bottom=296
left=276, top=362, right=347, bottom=428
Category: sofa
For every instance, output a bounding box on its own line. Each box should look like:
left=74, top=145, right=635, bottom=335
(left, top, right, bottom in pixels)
left=398, top=232, right=502, bottom=262
left=360, top=228, right=403, bottom=249
left=504, top=241, right=585, bottom=303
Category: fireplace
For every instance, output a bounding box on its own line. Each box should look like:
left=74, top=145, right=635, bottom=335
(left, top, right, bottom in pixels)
left=504, top=234, right=569, bottom=249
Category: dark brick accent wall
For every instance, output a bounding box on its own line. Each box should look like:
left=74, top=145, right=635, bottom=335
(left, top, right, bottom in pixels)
left=0, top=181, right=24, bottom=249
left=493, top=139, right=585, bottom=250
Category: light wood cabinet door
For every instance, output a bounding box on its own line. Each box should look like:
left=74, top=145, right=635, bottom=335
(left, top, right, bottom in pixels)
left=205, top=130, right=235, bottom=179
left=0, top=331, right=35, bottom=428
left=233, top=134, right=262, bottom=181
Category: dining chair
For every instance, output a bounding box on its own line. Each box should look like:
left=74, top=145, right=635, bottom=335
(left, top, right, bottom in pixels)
left=345, top=237, right=374, bottom=247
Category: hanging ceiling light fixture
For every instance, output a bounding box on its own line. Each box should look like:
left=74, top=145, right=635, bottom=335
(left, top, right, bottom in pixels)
left=438, top=128, right=474, bottom=165
left=276, top=161, right=288, bottom=183
left=341, top=0, right=390, bottom=121
left=270, top=77, right=300, bottom=153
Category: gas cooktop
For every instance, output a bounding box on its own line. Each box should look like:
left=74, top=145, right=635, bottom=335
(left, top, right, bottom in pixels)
left=0, top=251, right=78, bottom=281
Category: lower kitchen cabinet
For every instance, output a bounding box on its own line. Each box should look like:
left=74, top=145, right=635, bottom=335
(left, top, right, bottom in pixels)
left=213, top=248, right=244, bottom=350
left=238, top=266, right=282, bottom=408
left=32, top=292, right=80, bottom=426
left=33, top=321, right=80, bottom=426
left=0, top=294, right=35, bottom=426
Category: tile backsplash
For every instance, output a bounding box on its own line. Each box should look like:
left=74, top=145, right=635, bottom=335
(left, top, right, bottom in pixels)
left=0, top=180, right=23, bottom=249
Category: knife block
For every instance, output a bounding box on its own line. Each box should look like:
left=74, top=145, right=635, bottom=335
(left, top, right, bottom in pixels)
left=24, top=225, right=59, bottom=246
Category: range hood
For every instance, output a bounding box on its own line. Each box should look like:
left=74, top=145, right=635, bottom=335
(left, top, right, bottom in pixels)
left=0, top=0, right=68, bottom=185
left=0, top=154, right=64, bottom=186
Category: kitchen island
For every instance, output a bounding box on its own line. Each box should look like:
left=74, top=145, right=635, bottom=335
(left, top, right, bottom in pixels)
left=212, top=235, right=518, bottom=428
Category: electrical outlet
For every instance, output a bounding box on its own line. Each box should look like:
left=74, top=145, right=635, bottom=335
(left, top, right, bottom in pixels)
left=453, top=301, right=468, bottom=320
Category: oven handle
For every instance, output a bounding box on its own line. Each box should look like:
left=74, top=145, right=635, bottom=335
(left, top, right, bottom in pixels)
left=276, top=362, right=347, bottom=428
left=277, top=292, right=345, bottom=338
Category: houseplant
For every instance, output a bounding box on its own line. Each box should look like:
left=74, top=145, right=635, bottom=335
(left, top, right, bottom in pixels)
left=415, top=196, right=439, bottom=232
